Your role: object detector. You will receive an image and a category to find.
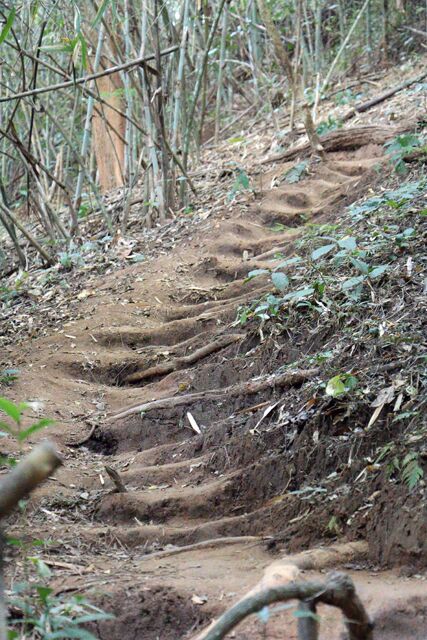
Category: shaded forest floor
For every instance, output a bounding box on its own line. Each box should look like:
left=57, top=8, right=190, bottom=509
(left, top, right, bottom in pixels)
left=1, top=58, right=427, bottom=639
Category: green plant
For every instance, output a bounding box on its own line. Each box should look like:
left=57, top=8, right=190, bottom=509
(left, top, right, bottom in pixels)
left=349, top=180, right=424, bottom=219
left=0, top=398, right=112, bottom=638
left=334, top=88, right=361, bottom=105
left=281, top=161, right=309, bottom=184
left=400, top=452, right=424, bottom=490
left=310, top=235, right=389, bottom=299
left=0, top=397, right=53, bottom=445
left=316, top=115, right=342, bottom=135
left=384, top=133, right=424, bottom=174
left=376, top=445, right=424, bottom=491
left=325, top=373, right=358, bottom=398
left=228, top=168, right=251, bottom=201
left=326, top=515, right=342, bottom=535
left=0, top=369, right=20, bottom=387
left=58, top=251, right=84, bottom=271
left=8, top=557, right=113, bottom=639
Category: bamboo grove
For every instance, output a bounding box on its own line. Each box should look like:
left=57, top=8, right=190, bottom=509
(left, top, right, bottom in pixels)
left=0, top=0, right=425, bottom=267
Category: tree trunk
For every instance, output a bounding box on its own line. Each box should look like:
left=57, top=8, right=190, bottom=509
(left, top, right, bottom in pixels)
left=92, top=58, right=126, bottom=193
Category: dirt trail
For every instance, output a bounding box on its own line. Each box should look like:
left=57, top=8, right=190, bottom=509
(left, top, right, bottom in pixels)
left=3, top=122, right=427, bottom=638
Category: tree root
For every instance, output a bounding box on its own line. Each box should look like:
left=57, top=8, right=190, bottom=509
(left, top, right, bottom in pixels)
left=124, top=333, right=244, bottom=384
left=165, top=285, right=271, bottom=321
left=194, top=541, right=369, bottom=640
left=199, top=571, right=373, bottom=640
left=269, top=540, right=369, bottom=571
left=139, top=536, right=266, bottom=562
left=107, top=368, right=318, bottom=422
left=262, top=123, right=411, bottom=164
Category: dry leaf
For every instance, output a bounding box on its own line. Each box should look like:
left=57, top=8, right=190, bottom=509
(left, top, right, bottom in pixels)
left=187, top=412, right=202, bottom=435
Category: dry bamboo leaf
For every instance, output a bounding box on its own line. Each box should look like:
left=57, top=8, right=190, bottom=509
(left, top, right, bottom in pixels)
left=187, top=411, right=202, bottom=435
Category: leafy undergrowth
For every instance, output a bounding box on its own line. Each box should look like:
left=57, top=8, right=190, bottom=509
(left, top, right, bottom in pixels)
left=237, top=167, right=426, bottom=565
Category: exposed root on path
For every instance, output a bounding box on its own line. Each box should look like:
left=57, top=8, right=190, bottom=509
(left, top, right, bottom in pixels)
left=139, top=535, right=266, bottom=561
left=108, top=368, right=318, bottom=421
left=124, top=333, right=244, bottom=384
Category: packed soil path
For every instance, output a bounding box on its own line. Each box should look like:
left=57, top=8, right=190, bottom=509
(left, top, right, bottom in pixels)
left=4, top=124, right=427, bottom=639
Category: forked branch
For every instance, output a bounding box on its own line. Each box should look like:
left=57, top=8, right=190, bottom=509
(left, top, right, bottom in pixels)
left=200, top=571, right=373, bottom=640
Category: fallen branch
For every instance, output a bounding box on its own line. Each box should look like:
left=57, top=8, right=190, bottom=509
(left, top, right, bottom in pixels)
left=124, top=333, right=243, bottom=383
left=194, top=541, right=369, bottom=640
left=341, top=70, right=427, bottom=122
left=0, top=442, right=62, bottom=519
left=107, top=368, right=318, bottom=422
left=201, top=571, right=373, bottom=640
left=140, top=536, right=265, bottom=561
left=262, top=123, right=410, bottom=164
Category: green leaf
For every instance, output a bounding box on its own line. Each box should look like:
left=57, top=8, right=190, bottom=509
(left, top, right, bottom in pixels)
left=271, top=272, right=289, bottom=292
left=337, top=236, right=357, bottom=251
left=17, top=418, right=54, bottom=442
left=368, top=265, right=388, bottom=279
left=36, top=585, right=53, bottom=603
left=0, top=421, right=14, bottom=435
left=283, top=161, right=308, bottom=184
left=269, top=222, right=287, bottom=233
left=325, top=375, right=347, bottom=397
left=342, top=275, right=365, bottom=290
left=30, top=557, right=51, bottom=579
left=326, top=374, right=358, bottom=397
left=311, top=243, right=336, bottom=261
left=46, top=629, right=100, bottom=640
left=0, top=397, right=24, bottom=423
left=236, top=170, right=250, bottom=189
left=72, top=613, right=115, bottom=624
left=245, top=269, right=270, bottom=282
left=401, top=456, right=423, bottom=490
left=92, top=0, right=112, bottom=26
left=77, top=33, right=88, bottom=70
left=350, top=257, right=369, bottom=274
left=273, top=256, right=302, bottom=270
left=0, top=8, right=16, bottom=46
left=282, top=287, right=314, bottom=301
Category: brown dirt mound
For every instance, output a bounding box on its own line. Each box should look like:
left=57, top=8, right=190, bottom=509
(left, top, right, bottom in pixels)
left=90, top=585, right=211, bottom=640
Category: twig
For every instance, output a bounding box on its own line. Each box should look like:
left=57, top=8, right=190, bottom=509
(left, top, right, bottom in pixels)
left=104, top=465, right=127, bottom=493
left=107, top=368, right=318, bottom=422
left=0, top=45, right=179, bottom=103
